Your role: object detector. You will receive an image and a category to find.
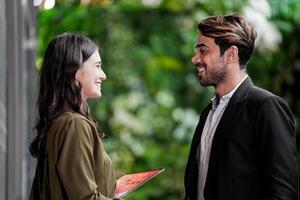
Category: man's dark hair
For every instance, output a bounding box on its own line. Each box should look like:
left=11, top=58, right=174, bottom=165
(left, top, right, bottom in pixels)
left=198, top=14, right=257, bottom=68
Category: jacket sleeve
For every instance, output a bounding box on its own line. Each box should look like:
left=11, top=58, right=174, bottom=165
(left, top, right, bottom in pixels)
left=56, top=117, right=116, bottom=200
left=256, top=96, right=298, bottom=200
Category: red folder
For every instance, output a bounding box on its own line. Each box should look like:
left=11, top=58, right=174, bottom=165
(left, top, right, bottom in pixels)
left=114, top=169, right=165, bottom=198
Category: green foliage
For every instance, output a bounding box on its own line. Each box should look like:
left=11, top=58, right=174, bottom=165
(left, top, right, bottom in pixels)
left=37, top=0, right=300, bottom=199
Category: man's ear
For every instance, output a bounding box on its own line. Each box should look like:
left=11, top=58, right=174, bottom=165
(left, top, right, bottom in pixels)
left=224, top=46, right=239, bottom=64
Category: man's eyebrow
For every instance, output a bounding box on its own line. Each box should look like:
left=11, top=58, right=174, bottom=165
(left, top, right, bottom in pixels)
left=95, top=61, right=102, bottom=64
left=195, top=43, right=208, bottom=49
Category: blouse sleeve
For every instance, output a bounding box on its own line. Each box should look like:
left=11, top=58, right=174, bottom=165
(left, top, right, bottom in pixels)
left=56, top=117, right=115, bottom=200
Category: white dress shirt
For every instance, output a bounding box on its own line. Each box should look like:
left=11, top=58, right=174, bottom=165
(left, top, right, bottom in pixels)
left=197, top=75, right=248, bottom=200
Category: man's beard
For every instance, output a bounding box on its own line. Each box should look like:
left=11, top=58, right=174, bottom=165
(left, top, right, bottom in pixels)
left=198, top=62, right=226, bottom=86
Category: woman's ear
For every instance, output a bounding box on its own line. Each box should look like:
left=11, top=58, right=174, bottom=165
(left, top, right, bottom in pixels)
left=75, top=69, right=81, bottom=82
left=225, top=46, right=239, bottom=64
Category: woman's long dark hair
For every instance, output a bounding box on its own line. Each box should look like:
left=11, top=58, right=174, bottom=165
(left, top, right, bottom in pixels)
left=29, top=33, right=98, bottom=158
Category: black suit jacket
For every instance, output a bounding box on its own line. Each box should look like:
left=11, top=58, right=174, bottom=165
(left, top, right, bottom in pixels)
left=184, top=77, right=298, bottom=200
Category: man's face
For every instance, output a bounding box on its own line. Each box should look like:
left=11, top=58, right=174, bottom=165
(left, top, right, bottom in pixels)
left=191, top=34, right=227, bottom=86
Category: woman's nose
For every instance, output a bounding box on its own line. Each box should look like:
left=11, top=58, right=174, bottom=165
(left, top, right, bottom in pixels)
left=100, top=69, right=106, bottom=81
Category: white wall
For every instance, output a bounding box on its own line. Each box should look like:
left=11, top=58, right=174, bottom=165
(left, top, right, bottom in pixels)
left=0, top=0, right=36, bottom=199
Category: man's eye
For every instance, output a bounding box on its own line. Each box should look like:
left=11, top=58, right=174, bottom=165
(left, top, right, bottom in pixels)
left=199, top=50, right=207, bottom=54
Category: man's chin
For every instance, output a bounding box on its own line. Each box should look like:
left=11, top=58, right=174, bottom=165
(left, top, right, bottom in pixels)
left=198, top=77, right=208, bottom=86
left=198, top=78, right=214, bottom=87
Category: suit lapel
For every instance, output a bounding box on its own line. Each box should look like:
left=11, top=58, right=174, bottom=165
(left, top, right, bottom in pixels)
left=205, top=77, right=253, bottom=186
left=191, top=104, right=212, bottom=156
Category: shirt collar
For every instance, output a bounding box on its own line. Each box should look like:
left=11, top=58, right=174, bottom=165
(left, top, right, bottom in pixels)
left=211, top=75, right=248, bottom=108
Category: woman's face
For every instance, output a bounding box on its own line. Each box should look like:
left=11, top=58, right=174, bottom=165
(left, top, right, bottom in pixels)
left=75, top=50, right=106, bottom=100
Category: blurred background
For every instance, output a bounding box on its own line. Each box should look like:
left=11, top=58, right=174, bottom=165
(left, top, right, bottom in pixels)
left=0, top=0, right=299, bottom=199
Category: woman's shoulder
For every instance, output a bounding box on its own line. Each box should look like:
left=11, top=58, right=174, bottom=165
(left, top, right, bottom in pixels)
left=52, top=110, right=95, bottom=130
left=48, top=111, right=99, bottom=144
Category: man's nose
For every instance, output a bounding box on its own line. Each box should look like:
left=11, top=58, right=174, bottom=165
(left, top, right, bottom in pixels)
left=191, top=53, right=200, bottom=65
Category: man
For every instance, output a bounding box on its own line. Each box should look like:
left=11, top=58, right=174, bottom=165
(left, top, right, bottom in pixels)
left=184, top=14, right=298, bottom=200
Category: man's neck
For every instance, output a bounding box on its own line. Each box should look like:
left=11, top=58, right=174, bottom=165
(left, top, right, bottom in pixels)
left=215, top=70, right=247, bottom=96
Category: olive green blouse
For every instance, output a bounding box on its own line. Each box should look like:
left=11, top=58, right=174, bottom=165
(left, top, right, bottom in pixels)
left=30, top=111, right=117, bottom=200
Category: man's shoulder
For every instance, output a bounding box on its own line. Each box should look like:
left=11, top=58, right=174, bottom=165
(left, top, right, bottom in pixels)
left=250, top=86, right=275, bottom=98
left=248, top=85, right=287, bottom=106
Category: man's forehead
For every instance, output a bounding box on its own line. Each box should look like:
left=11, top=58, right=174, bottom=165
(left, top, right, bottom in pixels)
left=196, top=34, right=216, bottom=48
left=197, top=34, right=214, bottom=43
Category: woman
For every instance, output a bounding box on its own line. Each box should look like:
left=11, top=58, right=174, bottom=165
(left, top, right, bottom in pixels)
left=29, top=33, right=119, bottom=200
